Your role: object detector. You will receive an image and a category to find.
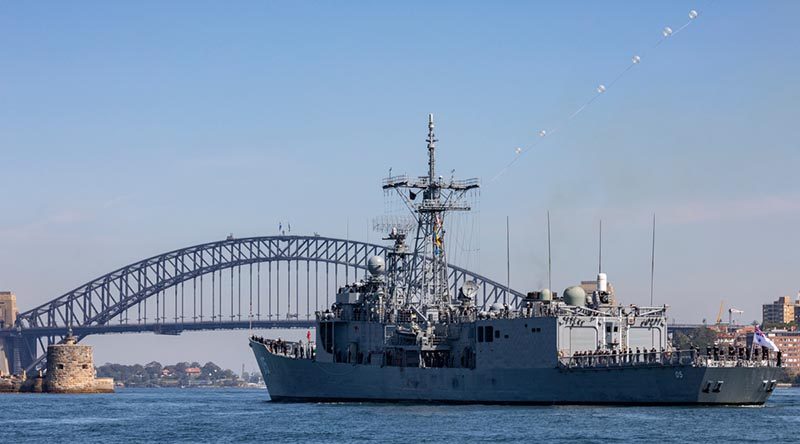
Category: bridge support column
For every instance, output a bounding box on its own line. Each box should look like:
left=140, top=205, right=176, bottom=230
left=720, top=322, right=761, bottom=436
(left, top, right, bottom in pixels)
left=0, top=336, right=12, bottom=375
left=6, top=335, right=38, bottom=375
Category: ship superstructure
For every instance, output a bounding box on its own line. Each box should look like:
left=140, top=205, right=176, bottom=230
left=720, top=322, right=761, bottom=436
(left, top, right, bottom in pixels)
left=250, top=115, right=781, bottom=405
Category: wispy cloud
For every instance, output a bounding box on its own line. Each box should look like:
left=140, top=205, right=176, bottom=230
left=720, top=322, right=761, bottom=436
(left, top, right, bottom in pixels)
left=0, top=195, right=131, bottom=241
left=0, top=209, right=91, bottom=240
left=659, top=195, right=800, bottom=225
left=543, top=193, right=800, bottom=227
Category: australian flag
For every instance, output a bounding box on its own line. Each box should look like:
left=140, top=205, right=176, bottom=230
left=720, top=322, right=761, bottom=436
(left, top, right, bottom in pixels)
left=754, top=326, right=779, bottom=351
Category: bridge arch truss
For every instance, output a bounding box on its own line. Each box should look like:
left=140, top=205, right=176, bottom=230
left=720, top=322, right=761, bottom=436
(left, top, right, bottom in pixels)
left=9, top=235, right=524, bottom=372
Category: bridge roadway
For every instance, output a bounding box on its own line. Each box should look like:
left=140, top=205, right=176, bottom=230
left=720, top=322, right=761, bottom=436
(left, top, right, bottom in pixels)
left=0, top=322, right=705, bottom=340
left=0, top=322, right=704, bottom=340
left=0, top=320, right=314, bottom=339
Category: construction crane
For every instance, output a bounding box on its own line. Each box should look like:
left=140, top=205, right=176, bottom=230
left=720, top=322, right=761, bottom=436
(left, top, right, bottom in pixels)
left=729, top=308, right=744, bottom=326
left=715, top=300, right=725, bottom=325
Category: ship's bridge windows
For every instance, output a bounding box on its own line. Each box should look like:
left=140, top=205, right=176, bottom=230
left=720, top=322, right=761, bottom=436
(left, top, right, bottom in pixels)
left=319, top=323, right=334, bottom=353
left=477, top=325, right=495, bottom=342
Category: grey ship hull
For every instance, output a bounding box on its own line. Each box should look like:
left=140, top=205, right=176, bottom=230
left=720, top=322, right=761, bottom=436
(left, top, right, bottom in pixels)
left=251, top=340, right=779, bottom=405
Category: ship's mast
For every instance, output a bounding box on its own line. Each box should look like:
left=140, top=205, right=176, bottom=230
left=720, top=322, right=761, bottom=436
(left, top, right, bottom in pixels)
left=420, top=114, right=445, bottom=305
left=382, top=114, right=479, bottom=308
left=427, top=114, right=436, bottom=188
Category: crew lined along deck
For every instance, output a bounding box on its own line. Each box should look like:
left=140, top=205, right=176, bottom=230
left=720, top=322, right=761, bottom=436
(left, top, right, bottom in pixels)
left=251, top=336, right=315, bottom=360
left=560, top=346, right=782, bottom=369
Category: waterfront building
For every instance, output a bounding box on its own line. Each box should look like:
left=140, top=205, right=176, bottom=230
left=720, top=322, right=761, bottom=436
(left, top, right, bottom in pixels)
left=767, top=330, right=800, bottom=369
left=0, top=292, right=17, bottom=375
left=579, top=280, right=615, bottom=305
left=762, top=296, right=799, bottom=325
left=0, top=291, right=17, bottom=329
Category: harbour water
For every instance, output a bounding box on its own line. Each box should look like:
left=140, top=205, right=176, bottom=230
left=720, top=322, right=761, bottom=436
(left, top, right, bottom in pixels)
left=2, top=387, right=798, bottom=443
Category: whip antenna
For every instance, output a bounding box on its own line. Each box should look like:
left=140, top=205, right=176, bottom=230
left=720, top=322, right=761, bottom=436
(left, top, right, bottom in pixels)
left=505, top=215, right=510, bottom=304
left=650, top=214, right=656, bottom=306
left=547, top=211, right=552, bottom=291
left=598, top=219, right=603, bottom=273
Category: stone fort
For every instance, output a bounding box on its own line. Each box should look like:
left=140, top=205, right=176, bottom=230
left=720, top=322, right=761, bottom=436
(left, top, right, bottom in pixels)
left=43, top=334, right=114, bottom=393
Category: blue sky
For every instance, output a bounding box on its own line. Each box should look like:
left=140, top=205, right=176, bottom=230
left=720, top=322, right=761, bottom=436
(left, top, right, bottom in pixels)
left=1, top=1, right=799, bottom=369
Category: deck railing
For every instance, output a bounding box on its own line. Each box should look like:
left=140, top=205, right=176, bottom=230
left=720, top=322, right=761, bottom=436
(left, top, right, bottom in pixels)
left=251, top=336, right=315, bottom=360
left=559, top=349, right=780, bottom=370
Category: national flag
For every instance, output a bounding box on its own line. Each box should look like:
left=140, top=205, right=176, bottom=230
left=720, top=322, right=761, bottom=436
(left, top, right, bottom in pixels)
left=433, top=215, right=444, bottom=256
left=754, top=326, right=779, bottom=351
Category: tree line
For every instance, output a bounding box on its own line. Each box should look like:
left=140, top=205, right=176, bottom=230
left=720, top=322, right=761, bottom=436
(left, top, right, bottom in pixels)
left=95, top=361, right=259, bottom=387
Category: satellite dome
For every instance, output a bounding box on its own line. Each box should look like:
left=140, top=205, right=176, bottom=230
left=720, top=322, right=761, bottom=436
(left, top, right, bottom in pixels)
left=459, top=280, right=478, bottom=301
left=563, top=286, right=587, bottom=307
left=489, top=302, right=504, bottom=312
left=540, top=288, right=552, bottom=301
left=367, top=256, right=386, bottom=276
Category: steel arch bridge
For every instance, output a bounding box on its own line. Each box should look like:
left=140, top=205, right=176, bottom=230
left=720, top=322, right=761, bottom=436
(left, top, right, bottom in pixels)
left=2, top=235, right=524, bottom=373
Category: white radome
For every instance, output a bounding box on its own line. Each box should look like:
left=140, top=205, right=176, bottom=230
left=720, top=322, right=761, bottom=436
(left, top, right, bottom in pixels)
left=367, top=255, right=386, bottom=276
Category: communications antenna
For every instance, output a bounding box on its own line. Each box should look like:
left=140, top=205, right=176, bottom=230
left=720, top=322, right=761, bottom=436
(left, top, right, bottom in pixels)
left=598, top=219, right=603, bottom=273
left=547, top=211, right=552, bottom=291
left=506, top=216, right=510, bottom=304
left=650, top=214, right=656, bottom=306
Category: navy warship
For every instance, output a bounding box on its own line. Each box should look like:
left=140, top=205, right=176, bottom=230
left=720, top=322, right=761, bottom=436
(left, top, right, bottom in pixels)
left=250, top=115, right=781, bottom=405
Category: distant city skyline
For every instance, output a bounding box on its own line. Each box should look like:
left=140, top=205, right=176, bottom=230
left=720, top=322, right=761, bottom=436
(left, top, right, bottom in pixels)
left=2, top=1, right=798, bottom=370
